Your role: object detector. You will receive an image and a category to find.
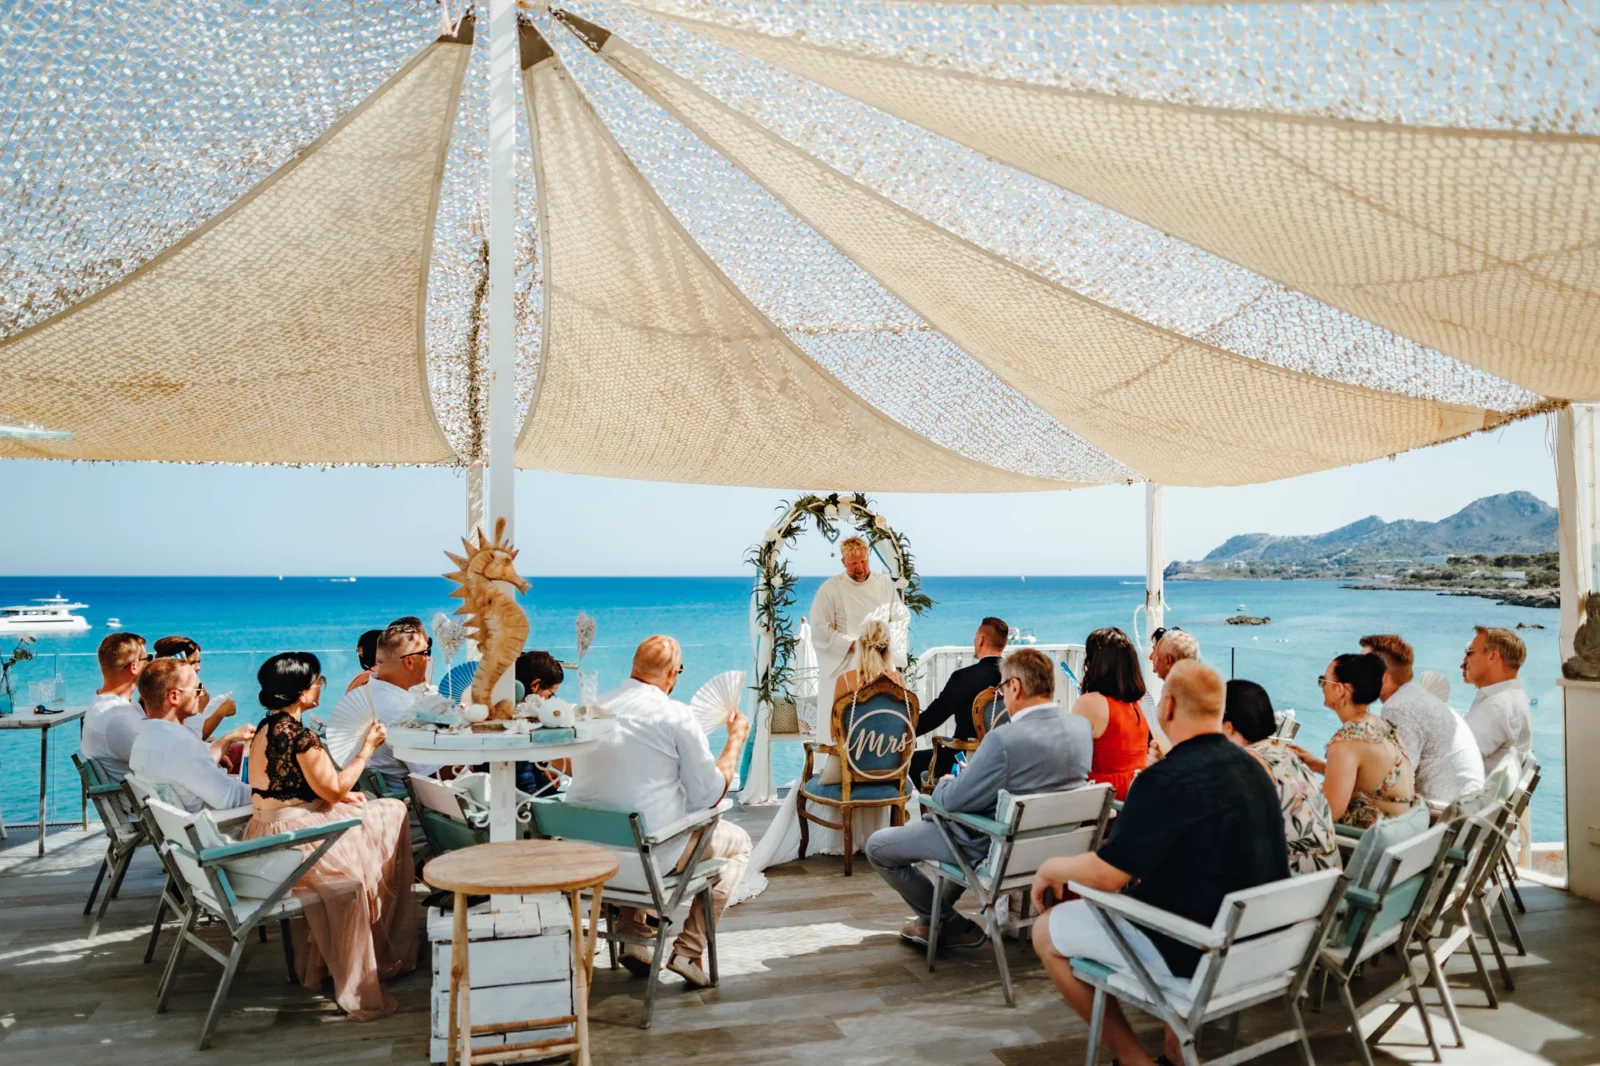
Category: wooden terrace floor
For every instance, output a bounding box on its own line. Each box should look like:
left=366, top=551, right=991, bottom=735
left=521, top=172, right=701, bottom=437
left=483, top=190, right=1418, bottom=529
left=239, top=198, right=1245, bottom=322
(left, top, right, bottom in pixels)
left=3, top=805, right=1599, bottom=1066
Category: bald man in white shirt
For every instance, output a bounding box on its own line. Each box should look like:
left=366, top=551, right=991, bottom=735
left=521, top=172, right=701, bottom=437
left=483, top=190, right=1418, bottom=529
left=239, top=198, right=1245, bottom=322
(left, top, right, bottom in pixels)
left=567, top=635, right=750, bottom=989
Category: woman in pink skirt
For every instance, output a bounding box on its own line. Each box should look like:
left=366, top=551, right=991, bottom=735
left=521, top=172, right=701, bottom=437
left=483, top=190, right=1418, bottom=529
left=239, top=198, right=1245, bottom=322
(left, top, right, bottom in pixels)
left=243, top=652, right=416, bottom=1019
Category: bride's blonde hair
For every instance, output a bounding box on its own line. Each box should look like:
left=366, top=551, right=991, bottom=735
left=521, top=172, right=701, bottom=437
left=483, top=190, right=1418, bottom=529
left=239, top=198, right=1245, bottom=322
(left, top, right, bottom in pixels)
left=857, top=618, right=892, bottom=683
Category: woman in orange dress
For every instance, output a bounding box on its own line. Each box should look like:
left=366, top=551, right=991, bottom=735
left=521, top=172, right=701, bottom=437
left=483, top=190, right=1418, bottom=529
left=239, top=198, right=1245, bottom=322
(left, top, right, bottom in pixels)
left=1070, top=627, right=1152, bottom=800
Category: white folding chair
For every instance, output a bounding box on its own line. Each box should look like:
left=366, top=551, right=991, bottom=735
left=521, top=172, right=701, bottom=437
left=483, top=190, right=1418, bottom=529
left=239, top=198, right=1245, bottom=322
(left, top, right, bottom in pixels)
left=1319, top=823, right=1453, bottom=1066
left=73, top=753, right=149, bottom=938
left=1070, top=868, right=1346, bottom=1066
left=530, top=797, right=728, bottom=1028
left=128, top=777, right=358, bottom=1048
left=921, top=783, right=1115, bottom=1006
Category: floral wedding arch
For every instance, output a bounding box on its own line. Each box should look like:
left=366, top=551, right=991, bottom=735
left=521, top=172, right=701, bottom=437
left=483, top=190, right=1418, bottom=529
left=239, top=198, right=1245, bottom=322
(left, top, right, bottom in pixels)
left=740, top=492, right=932, bottom=802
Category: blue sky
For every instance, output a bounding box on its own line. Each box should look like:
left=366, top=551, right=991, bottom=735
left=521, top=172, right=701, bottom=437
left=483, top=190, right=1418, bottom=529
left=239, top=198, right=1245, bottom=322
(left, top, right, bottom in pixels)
left=0, top=414, right=1556, bottom=577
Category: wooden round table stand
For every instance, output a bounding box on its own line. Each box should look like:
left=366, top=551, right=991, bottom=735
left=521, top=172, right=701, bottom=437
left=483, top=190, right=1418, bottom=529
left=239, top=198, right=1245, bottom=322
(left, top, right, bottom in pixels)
left=423, top=840, right=619, bottom=1066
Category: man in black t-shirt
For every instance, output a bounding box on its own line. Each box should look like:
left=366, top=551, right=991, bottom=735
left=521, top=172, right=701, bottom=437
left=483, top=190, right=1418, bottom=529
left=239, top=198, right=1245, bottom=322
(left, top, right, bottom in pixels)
left=1029, top=660, right=1288, bottom=1066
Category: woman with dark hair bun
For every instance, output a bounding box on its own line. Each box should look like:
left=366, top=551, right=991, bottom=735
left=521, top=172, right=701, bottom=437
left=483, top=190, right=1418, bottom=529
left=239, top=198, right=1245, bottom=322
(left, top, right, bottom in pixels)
left=1296, top=652, right=1418, bottom=829
left=344, top=630, right=385, bottom=694
left=241, top=651, right=416, bottom=1020
left=1070, top=626, right=1151, bottom=799
left=1222, top=680, right=1337, bottom=873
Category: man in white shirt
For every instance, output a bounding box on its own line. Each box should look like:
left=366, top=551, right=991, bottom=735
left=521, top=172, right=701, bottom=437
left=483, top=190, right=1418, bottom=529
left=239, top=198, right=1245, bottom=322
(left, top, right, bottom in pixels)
left=808, top=537, right=901, bottom=703
left=1362, top=634, right=1484, bottom=804
left=1462, top=626, right=1535, bottom=774
left=359, top=616, right=439, bottom=791
left=129, top=658, right=255, bottom=813
left=81, top=632, right=151, bottom=782
left=566, top=635, right=751, bottom=989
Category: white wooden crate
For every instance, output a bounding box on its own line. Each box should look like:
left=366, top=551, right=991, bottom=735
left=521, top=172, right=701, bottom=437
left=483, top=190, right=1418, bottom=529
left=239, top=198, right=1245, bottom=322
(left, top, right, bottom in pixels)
left=426, top=897, right=575, bottom=1064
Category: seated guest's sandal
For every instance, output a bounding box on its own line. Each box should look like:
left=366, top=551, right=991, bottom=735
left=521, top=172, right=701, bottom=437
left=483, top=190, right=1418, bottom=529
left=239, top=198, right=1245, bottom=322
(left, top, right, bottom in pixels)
left=617, top=944, right=653, bottom=979
left=667, top=954, right=712, bottom=989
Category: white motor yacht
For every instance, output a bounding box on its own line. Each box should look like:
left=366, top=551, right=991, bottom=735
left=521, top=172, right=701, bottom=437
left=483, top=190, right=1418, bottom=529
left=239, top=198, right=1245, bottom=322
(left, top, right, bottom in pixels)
left=0, top=595, right=91, bottom=634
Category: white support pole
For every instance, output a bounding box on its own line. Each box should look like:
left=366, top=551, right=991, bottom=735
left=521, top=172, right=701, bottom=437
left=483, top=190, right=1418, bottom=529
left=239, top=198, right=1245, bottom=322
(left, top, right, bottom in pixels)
left=486, top=0, right=519, bottom=847
left=1558, top=405, right=1598, bottom=662
left=465, top=462, right=484, bottom=538
left=1558, top=404, right=1600, bottom=898
left=1144, top=483, right=1166, bottom=643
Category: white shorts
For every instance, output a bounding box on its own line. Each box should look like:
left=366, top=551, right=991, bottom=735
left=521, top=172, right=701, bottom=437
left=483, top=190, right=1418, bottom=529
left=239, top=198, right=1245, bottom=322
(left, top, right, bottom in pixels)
left=1047, top=899, right=1174, bottom=979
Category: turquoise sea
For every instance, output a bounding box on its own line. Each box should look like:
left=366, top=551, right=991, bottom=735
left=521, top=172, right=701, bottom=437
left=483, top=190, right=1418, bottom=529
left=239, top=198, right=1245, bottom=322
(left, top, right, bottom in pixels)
left=0, top=575, right=1564, bottom=842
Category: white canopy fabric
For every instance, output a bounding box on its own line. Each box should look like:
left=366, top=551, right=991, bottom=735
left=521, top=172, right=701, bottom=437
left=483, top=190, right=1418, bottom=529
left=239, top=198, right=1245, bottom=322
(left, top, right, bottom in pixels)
left=516, top=24, right=1071, bottom=492
left=0, top=1, right=1578, bottom=490
left=0, top=25, right=473, bottom=465
left=636, top=4, right=1600, bottom=402
left=579, top=26, right=1509, bottom=486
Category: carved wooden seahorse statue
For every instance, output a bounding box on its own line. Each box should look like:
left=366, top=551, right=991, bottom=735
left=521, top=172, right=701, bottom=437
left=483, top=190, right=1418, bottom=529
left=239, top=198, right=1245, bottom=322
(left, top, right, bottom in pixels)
left=444, top=517, right=531, bottom=719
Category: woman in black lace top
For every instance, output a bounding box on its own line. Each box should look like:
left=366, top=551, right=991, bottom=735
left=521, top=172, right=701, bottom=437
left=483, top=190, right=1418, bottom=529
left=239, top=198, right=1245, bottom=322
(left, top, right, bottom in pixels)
left=241, top=652, right=416, bottom=1020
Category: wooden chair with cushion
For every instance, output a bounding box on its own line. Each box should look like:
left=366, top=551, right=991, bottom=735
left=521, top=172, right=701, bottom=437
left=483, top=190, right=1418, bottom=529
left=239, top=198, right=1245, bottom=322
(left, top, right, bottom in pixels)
left=797, top=676, right=920, bottom=874
left=1070, top=867, right=1346, bottom=1066
left=529, top=797, right=728, bottom=1028
left=922, top=685, right=1008, bottom=793
left=921, top=783, right=1114, bottom=1005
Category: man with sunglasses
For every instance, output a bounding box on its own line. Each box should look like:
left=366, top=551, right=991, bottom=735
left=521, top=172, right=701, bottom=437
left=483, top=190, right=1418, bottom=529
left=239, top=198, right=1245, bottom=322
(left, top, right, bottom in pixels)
left=81, top=631, right=150, bottom=782
left=357, top=616, right=439, bottom=792
left=128, top=658, right=255, bottom=813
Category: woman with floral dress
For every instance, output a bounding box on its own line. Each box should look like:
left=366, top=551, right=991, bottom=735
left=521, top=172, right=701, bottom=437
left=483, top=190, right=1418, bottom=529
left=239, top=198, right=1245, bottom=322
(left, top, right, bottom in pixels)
left=1222, top=680, right=1338, bottom=873
left=1295, top=653, right=1419, bottom=829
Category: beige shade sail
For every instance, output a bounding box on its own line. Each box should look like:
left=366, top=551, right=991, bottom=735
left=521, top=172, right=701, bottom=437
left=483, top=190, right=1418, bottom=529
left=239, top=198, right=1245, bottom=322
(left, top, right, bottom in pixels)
left=0, top=27, right=473, bottom=465
left=575, top=24, right=1503, bottom=487
left=648, top=13, right=1600, bottom=403
left=515, top=24, right=1074, bottom=493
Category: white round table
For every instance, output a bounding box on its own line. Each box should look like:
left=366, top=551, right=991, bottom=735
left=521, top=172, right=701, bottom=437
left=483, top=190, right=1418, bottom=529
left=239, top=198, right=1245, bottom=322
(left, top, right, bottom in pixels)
left=390, top=721, right=612, bottom=843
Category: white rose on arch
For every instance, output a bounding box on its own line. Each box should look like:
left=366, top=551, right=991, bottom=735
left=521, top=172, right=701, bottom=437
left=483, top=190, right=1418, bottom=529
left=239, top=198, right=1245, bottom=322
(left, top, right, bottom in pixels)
left=764, top=526, right=779, bottom=543
left=822, top=504, right=837, bottom=520
left=894, top=576, right=910, bottom=590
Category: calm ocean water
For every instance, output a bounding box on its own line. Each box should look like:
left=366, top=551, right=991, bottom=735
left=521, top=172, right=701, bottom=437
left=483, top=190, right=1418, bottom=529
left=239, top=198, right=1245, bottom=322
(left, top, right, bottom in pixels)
left=0, top=575, right=1564, bottom=842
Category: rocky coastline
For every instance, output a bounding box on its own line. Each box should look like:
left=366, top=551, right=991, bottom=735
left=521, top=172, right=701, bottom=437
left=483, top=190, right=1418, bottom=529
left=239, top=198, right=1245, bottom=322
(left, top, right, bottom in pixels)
left=1342, top=583, right=1558, bottom=609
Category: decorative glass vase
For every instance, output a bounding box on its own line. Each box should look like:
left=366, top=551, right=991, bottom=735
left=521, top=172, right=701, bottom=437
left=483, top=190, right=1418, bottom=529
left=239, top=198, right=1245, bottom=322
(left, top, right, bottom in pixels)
left=578, top=670, right=598, bottom=711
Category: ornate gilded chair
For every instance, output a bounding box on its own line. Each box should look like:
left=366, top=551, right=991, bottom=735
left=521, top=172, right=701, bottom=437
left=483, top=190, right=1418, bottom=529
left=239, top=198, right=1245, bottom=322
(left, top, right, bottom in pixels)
left=923, top=684, right=1007, bottom=792
left=797, top=676, right=919, bottom=874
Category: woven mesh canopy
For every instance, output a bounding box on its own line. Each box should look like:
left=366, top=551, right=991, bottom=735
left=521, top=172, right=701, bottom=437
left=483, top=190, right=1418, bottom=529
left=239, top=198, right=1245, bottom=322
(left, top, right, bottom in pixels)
left=0, top=1, right=1582, bottom=487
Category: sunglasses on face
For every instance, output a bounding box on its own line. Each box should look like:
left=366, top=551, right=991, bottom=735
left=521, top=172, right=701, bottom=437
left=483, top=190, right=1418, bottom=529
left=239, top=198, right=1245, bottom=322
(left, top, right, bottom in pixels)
left=401, top=638, right=434, bottom=660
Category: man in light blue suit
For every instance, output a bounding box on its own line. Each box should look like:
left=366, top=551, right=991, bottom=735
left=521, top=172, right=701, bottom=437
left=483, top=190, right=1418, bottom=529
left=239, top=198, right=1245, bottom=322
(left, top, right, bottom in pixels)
left=866, top=647, right=1093, bottom=950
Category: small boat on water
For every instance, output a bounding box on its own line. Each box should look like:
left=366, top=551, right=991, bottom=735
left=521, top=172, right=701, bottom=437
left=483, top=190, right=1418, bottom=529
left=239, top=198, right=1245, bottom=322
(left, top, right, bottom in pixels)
left=106, top=617, right=122, bottom=629
left=0, top=595, right=91, bottom=634
left=1008, top=627, right=1038, bottom=645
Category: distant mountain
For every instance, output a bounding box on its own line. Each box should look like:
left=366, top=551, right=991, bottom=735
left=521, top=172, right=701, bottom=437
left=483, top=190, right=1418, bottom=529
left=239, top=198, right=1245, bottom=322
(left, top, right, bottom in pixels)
left=1194, top=492, right=1557, bottom=567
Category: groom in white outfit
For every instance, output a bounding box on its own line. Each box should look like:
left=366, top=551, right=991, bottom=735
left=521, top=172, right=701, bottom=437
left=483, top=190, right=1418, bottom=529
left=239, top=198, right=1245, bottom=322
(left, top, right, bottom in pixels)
left=809, top=537, right=899, bottom=713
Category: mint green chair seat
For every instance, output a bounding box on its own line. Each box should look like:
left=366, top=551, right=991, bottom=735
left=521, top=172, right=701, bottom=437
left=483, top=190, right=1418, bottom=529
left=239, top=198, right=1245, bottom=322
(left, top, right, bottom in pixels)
left=529, top=796, right=727, bottom=1028
left=921, top=783, right=1114, bottom=1006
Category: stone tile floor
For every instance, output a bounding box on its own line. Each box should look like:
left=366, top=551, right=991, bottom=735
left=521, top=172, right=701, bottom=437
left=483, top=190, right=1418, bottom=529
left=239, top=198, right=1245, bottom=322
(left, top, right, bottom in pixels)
left=3, top=806, right=1597, bottom=1066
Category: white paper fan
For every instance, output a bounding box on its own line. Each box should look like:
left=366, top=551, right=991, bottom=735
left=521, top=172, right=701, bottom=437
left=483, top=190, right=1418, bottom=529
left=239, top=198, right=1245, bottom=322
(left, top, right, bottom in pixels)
left=862, top=600, right=911, bottom=666
left=324, top=685, right=378, bottom=768
left=690, top=670, right=745, bottom=735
